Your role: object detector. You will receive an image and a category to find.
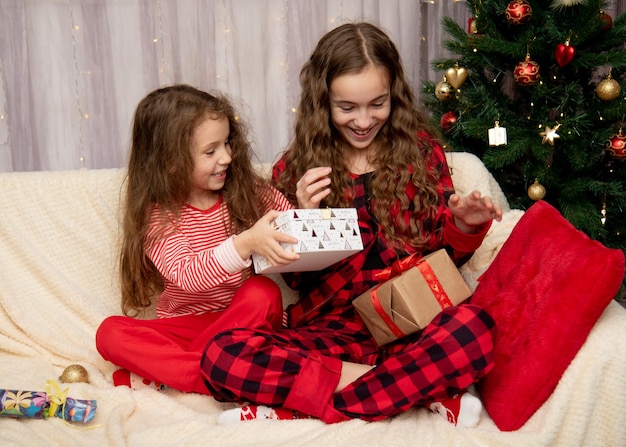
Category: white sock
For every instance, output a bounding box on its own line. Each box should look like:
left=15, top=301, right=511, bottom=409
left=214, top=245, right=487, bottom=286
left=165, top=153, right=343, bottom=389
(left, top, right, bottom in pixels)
left=456, top=393, right=482, bottom=428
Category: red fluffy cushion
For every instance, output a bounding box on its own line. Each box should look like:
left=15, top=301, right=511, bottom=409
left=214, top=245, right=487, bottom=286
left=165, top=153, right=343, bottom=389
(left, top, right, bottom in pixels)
left=471, top=200, right=625, bottom=431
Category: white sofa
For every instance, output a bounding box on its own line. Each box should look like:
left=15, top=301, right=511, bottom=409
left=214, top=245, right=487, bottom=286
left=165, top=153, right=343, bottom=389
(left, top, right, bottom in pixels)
left=1, top=152, right=625, bottom=447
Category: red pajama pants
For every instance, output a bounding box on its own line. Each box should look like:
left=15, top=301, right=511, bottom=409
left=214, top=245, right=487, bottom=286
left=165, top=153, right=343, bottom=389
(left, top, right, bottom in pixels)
left=200, top=303, right=495, bottom=423
left=96, top=276, right=283, bottom=394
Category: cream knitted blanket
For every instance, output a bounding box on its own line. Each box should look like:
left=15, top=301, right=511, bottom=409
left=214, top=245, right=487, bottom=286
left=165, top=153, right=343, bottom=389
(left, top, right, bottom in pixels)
left=0, top=153, right=624, bottom=446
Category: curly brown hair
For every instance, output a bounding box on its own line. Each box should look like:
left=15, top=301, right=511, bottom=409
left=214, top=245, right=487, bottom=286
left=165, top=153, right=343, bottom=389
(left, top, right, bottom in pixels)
left=120, top=84, right=272, bottom=316
left=274, top=22, right=448, bottom=253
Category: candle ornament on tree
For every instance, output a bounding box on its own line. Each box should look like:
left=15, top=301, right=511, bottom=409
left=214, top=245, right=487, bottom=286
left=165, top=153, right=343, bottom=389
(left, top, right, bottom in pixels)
left=488, top=121, right=508, bottom=146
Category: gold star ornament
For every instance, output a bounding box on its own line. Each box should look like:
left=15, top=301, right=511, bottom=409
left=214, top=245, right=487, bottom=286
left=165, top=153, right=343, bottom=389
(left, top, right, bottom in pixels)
left=540, top=124, right=561, bottom=145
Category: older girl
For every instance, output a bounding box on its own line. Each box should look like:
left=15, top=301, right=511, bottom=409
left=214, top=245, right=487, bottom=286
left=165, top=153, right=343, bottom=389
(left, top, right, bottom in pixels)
left=203, top=23, right=501, bottom=427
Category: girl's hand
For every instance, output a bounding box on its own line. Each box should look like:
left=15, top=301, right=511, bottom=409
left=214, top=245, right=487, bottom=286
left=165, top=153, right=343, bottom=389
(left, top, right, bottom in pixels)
left=296, top=167, right=332, bottom=209
left=448, top=190, right=503, bottom=234
left=234, top=210, right=300, bottom=266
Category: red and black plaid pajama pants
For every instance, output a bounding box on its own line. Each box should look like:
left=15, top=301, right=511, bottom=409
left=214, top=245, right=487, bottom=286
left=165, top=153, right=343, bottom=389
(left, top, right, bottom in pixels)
left=200, top=302, right=495, bottom=423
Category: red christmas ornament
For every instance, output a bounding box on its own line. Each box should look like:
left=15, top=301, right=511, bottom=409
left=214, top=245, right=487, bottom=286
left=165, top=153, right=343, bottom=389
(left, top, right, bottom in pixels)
left=440, top=111, right=459, bottom=132
left=606, top=129, right=626, bottom=160
left=555, top=39, right=575, bottom=68
left=599, top=10, right=613, bottom=31
left=514, top=54, right=541, bottom=86
left=468, top=17, right=477, bottom=34
left=505, top=0, right=533, bottom=25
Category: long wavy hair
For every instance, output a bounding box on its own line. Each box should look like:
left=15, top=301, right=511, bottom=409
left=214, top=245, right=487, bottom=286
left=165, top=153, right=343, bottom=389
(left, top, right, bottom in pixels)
left=274, top=22, right=447, bottom=253
left=120, top=84, right=271, bottom=316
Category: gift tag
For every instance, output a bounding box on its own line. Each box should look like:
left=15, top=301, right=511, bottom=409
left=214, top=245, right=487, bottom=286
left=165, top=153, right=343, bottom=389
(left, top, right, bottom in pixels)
left=488, top=121, right=507, bottom=146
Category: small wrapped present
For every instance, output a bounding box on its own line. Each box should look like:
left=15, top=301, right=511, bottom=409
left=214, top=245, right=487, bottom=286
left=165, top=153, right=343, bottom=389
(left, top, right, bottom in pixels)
left=0, top=381, right=97, bottom=423
left=353, top=249, right=472, bottom=346
left=253, top=208, right=363, bottom=273
left=0, top=389, right=47, bottom=419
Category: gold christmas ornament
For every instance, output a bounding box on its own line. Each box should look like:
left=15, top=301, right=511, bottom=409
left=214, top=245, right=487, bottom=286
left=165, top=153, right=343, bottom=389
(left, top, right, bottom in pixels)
left=539, top=124, right=561, bottom=145
left=528, top=179, right=546, bottom=201
left=59, top=364, right=89, bottom=383
left=445, top=64, right=468, bottom=89
left=596, top=69, right=621, bottom=101
left=596, top=78, right=620, bottom=101
left=435, top=77, right=455, bottom=102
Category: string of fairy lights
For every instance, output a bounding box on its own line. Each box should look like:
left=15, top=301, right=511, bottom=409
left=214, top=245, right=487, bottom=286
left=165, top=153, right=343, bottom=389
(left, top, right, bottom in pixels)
left=21, top=0, right=457, bottom=169
left=155, top=0, right=166, bottom=79
left=280, top=0, right=292, bottom=132
left=218, top=0, right=230, bottom=92
left=0, top=58, right=7, bottom=148
left=69, top=0, right=87, bottom=168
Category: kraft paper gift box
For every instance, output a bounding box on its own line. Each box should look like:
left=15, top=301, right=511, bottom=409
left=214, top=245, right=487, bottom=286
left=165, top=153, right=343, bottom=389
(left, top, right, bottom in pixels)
left=253, top=208, right=363, bottom=274
left=352, top=249, right=472, bottom=346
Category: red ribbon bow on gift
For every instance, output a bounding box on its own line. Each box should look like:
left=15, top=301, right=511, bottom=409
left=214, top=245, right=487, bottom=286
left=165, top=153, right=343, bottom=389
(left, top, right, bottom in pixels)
left=369, top=252, right=454, bottom=340
left=374, top=253, right=423, bottom=281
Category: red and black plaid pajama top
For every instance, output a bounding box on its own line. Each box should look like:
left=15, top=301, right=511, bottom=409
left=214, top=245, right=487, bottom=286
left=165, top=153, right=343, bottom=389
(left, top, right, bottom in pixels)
left=200, top=139, right=496, bottom=423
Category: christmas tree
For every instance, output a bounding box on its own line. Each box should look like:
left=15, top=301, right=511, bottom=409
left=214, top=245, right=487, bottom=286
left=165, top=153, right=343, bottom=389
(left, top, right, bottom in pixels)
left=422, top=0, right=626, bottom=255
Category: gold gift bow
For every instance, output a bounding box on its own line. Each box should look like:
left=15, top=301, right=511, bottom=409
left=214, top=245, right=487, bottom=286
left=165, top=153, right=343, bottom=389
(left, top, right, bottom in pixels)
left=45, top=379, right=101, bottom=430
left=45, top=380, right=69, bottom=421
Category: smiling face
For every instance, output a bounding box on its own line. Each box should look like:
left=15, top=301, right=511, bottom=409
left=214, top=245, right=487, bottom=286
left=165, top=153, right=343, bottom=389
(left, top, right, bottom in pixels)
left=329, top=65, right=391, bottom=154
left=187, top=115, right=232, bottom=209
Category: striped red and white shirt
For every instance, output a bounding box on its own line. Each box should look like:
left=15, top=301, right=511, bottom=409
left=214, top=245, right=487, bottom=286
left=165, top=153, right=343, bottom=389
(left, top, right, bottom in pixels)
left=145, top=188, right=292, bottom=318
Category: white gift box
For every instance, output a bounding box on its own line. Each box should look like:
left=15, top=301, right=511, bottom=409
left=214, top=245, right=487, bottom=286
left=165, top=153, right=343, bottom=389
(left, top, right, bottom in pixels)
left=252, top=208, right=364, bottom=273
left=488, top=122, right=508, bottom=146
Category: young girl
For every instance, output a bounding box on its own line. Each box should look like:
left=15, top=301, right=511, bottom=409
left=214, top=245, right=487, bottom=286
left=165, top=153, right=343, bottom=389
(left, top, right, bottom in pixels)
left=96, top=84, right=299, bottom=394
left=201, top=23, right=502, bottom=426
